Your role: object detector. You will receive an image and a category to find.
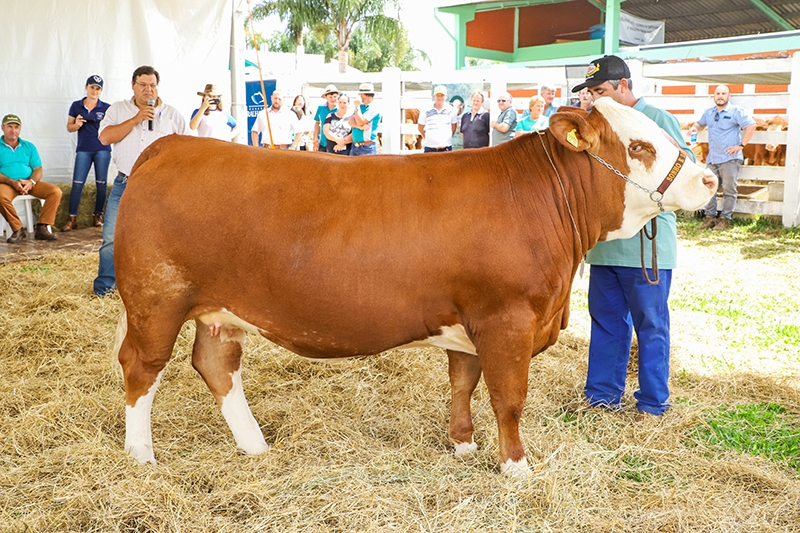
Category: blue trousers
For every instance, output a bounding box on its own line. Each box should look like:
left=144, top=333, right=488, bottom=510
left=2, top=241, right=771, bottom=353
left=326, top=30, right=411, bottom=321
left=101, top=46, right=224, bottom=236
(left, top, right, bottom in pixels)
left=350, top=143, right=377, bottom=156
left=69, top=150, right=110, bottom=216
left=93, top=173, right=127, bottom=296
left=585, top=265, right=672, bottom=415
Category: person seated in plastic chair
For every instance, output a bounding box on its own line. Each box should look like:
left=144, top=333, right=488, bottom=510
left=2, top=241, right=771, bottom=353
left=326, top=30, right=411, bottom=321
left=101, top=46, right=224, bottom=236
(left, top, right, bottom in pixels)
left=0, top=114, right=62, bottom=243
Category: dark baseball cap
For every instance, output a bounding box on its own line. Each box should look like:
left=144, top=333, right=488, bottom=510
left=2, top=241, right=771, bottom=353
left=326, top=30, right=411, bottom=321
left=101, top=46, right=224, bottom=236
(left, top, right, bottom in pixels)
left=86, top=75, right=104, bottom=88
left=571, top=55, right=631, bottom=93
left=2, top=114, right=21, bottom=126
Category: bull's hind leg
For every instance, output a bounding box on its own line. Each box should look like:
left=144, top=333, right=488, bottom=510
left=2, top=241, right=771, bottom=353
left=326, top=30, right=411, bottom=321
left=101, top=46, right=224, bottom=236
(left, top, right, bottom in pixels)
left=191, top=319, right=268, bottom=455
left=118, top=309, right=184, bottom=465
left=447, top=349, right=482, bottom=455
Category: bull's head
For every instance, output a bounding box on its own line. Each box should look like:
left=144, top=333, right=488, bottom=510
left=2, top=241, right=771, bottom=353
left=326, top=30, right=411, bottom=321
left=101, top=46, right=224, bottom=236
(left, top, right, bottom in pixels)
left=550, top=97, right=717, bottom=240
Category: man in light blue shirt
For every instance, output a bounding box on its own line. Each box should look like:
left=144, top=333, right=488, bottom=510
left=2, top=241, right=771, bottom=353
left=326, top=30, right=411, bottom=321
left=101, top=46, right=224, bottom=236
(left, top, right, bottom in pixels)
left=691, top=85, right=756, bottom=231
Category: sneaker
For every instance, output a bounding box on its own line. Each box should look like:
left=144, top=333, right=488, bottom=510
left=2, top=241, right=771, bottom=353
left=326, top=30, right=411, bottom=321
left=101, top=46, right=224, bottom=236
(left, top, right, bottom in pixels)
left=562, top=400, right=622, bottom=415
left=712, top=218, right=730, bottom=231
left=34, top=224, right=58, bottom=241
left=698, top=216, right=717, bottom=230
left=6, top=227, right=27, bottom=243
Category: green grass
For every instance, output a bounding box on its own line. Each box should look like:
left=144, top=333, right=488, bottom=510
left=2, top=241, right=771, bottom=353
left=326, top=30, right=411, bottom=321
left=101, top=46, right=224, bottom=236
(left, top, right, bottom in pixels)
left=692, top=403, right=800, bottom=474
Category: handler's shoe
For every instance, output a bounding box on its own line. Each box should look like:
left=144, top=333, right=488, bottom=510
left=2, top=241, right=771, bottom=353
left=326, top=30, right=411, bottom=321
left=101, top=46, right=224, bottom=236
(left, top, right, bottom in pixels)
left=698, top=216, right=717, bottom=230
left=92, top=213, right=104, bottom=227
left=713, top=218, right=730, bottom=231
left=634, top=411, right=662, bottom=423
left=6, top=227, right=26, bottom=243
left=61, top=215, right=77, bottom=232
left=34, top=224, right=58, bottom=241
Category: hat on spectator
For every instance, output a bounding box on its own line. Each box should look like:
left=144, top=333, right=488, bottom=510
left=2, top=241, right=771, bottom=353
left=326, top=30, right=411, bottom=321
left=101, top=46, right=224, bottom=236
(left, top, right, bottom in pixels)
left=197, top=83, right=222, bottom=97
left=2, top=114, right=21, bottom=126
left=571, top=55, right=631, bottom=93
left=322, top=84, right=339, bottom=96
left=86, top=75, right=104, bottom=88
left=433, top=85, right=447, bottom=96
left=358, top=82, right=375, bottom=95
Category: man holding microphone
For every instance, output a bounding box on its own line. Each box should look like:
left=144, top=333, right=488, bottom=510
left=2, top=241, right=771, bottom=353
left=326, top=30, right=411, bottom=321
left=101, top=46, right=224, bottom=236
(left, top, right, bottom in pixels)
left=93, top=65, right=186, bottom=297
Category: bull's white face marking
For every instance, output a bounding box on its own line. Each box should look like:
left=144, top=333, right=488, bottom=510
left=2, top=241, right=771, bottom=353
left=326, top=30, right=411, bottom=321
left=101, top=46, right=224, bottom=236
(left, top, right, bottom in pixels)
left=219, top=369, right=270, bottom=455
left=125, top=370, right=164, bottom=465
left=398, top=324, right=477, bottom=355
left=454, top=439, right=478, bottom=456
left=591, top=98, right=717, bottom=240
left=500, top=456, right=530, bottom=477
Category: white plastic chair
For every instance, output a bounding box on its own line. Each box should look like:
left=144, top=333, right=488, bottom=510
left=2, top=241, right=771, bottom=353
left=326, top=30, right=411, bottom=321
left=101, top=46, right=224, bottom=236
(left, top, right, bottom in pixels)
left=1, top=195, right=44, bottom=238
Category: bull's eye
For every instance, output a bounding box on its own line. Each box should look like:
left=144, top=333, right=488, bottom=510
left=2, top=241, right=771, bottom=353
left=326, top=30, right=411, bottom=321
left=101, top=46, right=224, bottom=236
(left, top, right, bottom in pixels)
left=628, top=144, right=643, bottom=154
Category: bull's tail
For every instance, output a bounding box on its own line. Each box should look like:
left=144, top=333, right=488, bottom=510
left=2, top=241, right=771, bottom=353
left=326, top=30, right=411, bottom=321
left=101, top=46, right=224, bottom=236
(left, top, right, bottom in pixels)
left=111, top=307, right=128, bottom=376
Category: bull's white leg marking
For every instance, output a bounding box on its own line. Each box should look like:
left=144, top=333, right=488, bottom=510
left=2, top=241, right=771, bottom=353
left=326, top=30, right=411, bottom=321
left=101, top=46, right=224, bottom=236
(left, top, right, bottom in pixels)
left=398, top=324, right=478, bottom=355
left=220, top=368, right=269, bottom=454
left=454, top=439, right=478, bottom=456
left=500, top=456, right=530, bottom=477
left=125, top=370, right=164, bottom=465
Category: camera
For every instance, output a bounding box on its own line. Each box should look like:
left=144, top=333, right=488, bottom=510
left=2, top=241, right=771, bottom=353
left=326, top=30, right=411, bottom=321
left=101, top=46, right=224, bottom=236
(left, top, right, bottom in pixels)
left=208, top=98, right=220, bottom=105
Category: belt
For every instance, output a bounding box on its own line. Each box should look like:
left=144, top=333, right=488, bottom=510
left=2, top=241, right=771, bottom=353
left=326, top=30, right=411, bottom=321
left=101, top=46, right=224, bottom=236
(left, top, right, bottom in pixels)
left=353, top=141, right=375, bottom=147
left=426, top=146, right=452, bottom=152
left=118, top=172, right=129, bottom=182
left=265, top=144, right=290, bottom=149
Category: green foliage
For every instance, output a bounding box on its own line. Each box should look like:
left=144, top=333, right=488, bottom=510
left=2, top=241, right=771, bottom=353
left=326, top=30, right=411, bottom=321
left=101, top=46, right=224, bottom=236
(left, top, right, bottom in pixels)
left=617, top=455, right=661, bottom=483
left=692, top=403, right=800, bottom=473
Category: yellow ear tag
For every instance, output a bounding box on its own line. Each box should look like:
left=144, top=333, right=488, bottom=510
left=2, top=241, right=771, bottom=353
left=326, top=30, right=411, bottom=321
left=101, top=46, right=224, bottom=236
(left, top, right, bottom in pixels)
left=566, top=129, right=579, bottom=148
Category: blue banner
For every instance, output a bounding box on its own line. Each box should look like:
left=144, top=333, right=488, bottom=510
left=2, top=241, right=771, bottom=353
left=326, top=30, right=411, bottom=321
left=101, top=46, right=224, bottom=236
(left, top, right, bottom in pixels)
left=245, top=79, right=276, bottom=146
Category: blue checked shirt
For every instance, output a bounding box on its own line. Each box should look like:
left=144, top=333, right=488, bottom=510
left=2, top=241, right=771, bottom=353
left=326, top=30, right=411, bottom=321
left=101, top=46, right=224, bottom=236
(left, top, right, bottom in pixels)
left=696, top=103, right=755, bottom=164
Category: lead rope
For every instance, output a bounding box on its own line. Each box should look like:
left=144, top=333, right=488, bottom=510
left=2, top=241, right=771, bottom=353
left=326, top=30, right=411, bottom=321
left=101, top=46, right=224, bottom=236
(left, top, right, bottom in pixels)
left=639, top=218, right=660, bottom=285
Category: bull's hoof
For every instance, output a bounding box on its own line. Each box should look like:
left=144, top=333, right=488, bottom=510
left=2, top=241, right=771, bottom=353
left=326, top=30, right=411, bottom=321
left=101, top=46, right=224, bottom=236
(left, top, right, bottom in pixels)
left=239, top=441, right=270, bottom=455
left=453, top=439, right=478, bottom=456
left=500, top=457, right=530, bottom=477
left=126, top=443, right=157, bottom=465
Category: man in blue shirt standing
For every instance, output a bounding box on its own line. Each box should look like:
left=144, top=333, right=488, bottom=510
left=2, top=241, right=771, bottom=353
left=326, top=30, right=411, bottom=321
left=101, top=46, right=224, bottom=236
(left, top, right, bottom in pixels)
left=691, top=85, right=756, bottom=231
left=569, top=55, right=697, bottom=422
left=350, top=83, right=381, bottom=156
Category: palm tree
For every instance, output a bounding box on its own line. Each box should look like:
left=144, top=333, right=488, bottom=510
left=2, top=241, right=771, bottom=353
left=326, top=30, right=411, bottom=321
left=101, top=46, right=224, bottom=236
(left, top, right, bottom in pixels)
left=253, top=0, right=402, bottom=74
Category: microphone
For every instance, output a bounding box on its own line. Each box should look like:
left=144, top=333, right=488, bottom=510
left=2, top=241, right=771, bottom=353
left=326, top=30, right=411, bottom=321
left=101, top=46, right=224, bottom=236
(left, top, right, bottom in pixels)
left=147, top=98, right=155, bottom=131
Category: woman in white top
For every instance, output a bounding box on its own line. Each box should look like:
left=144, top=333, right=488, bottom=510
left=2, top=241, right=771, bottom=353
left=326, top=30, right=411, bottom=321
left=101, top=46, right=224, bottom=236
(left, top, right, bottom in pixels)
left=289, top=94, right=315, bottom=151
left=189, top=84, right=240, bottom=141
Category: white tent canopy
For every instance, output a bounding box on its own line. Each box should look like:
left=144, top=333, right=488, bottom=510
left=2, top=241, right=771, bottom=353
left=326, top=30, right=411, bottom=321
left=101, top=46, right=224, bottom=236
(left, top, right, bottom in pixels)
left=4, top=0, right=234, bottom=182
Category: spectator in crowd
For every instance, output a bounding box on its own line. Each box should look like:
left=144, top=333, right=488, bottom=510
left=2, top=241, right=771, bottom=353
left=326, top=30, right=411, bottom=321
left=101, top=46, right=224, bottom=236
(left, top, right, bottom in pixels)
left=251, top=90, right=298, bottom=149
left=418, top=85, right=458, bottom=153
left=490, top=92, right=516, bottom=145
left=515, top=95, right=549, bottom=135
left=189, top=83, right=240, bottom=142
left=540, top=84, right=559, bottom=117
left=578, top=87, right=593, bottom=110
left=314, top=84, right=339, bottom=152
left=450, top=95, right=465, bottom=150
left=93, top=65, right=186, bottom=296
left=0, top=114, right=62, bottom=243
left=63, top=74, right=110, bottom=232
left=692, top=85, right=756, bottom=231
left=349, top=83, right=381, bottom=156
left=569, top=55, right=696, bottom=421
left=290, top=94, right=315, bottom=151
left=460, top=91, right=490, bottom=149
left=324, top=93, right=353, bottom=155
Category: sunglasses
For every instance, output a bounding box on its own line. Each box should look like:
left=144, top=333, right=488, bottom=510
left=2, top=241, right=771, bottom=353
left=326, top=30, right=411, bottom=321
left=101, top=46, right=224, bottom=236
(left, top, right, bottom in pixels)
left=714, top=112, right=720, bottom=122
left=497, top=99, right=508, bottom=103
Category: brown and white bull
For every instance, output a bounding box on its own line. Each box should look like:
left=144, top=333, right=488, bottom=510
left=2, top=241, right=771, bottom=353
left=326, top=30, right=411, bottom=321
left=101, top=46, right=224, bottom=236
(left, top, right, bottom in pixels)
left=114, top=97, right=716, bottom=475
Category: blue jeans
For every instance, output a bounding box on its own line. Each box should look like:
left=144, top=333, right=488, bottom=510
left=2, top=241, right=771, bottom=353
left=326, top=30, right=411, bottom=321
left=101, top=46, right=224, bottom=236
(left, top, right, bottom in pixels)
left=585, top=265, right=672, bottom=415
left=69, top=150, right=110, bottom=216
left=703, top=160, right=741, bottom=220
left=93, top=173, right=127, bottom=296
left=350, top=143, right=377, bottom=156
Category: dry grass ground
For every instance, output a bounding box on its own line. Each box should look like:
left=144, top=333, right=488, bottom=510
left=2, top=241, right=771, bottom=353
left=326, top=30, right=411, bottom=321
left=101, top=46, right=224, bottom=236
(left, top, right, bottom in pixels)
left=1, top=218, right=798, bottom=532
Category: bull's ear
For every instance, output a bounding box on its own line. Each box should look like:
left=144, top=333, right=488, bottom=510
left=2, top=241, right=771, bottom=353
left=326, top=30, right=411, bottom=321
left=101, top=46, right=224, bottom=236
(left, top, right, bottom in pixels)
left=549, top=111, right=598, bottom=152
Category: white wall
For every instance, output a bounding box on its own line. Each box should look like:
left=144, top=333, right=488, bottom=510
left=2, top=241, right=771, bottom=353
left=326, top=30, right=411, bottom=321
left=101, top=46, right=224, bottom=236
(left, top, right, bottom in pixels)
left=3, top=0, right=233, bottom=182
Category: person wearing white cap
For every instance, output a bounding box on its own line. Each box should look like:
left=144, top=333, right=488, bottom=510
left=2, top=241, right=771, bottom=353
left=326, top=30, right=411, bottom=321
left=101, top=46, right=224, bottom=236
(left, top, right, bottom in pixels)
left=418, top=85, right=458, bottom=152
left=314, top=84, right=339, bottom=151
left=349, top=82, right=381, bottom=156
left=63, top=74, right=111, bottom=232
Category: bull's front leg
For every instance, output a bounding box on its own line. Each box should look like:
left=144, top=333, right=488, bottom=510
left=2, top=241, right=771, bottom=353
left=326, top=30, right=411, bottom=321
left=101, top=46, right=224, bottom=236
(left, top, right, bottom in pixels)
left=447, top=349, right=482, bottom=455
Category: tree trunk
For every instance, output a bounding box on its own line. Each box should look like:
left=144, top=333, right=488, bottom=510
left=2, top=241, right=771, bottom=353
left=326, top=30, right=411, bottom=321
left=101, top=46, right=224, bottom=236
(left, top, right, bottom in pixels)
left=338, top=48, right=348, bottom=74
